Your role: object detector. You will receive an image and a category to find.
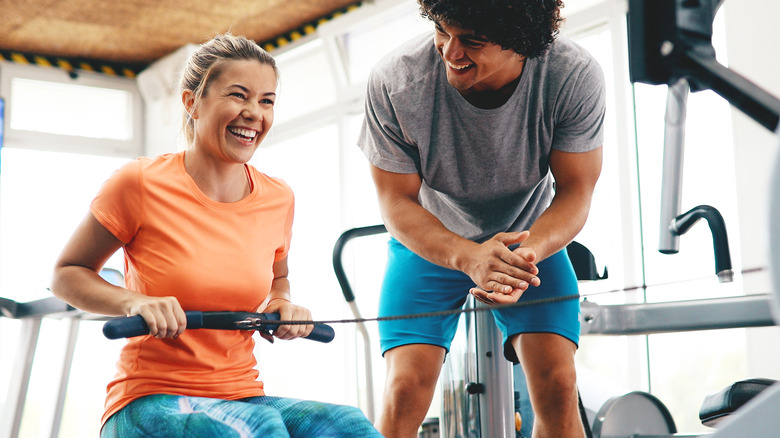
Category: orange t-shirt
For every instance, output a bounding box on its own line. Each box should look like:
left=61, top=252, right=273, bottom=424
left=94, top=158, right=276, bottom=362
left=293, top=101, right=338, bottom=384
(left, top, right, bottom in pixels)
left=91, top=152, right=294, bottom=425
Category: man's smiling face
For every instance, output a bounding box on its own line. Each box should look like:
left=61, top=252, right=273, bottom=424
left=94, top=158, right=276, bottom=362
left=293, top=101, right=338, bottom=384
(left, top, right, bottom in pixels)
left=433, top=20, right=526, bottom=98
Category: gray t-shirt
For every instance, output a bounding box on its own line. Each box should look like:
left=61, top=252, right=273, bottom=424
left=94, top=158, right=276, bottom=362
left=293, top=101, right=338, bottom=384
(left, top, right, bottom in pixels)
left=358, top=33, right=605, bottom=242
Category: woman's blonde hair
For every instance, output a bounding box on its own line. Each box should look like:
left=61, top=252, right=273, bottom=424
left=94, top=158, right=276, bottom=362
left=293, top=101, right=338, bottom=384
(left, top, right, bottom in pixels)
left=179, top=33, right=279, bottom=145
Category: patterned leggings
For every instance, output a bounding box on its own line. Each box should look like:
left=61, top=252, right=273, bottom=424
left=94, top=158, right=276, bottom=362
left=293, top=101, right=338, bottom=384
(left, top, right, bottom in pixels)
left=101, top=394, right=382, bottom=438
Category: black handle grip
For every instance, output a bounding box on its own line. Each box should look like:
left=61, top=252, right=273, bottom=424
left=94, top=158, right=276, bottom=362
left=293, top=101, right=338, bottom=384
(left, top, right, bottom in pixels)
left=261, top=313, right=335, bottom=343
left=102, top=311, right=334, bottom=343
left=102, top=311, right=200, bottom=339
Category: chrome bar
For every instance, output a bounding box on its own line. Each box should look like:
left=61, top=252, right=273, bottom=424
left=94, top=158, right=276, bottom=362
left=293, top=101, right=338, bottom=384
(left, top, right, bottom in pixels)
left=50, top=318, right=80, bottom=438
left=474, top=303, right=515, bottom=438
left=580, top=294, right=775, bottom=336
left=659, top=78, right=689, bottom=255
left=1, top=318, right=42, bottom=438
left=348, top=300, right=375, bottom=423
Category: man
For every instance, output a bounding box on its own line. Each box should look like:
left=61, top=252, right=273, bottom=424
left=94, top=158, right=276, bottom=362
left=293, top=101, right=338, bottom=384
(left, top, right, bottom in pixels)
left=358, top=1, right=605, bottom=437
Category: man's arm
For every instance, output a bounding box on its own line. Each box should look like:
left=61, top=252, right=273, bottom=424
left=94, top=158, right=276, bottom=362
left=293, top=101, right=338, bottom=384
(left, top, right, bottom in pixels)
left=370, top=164, right=540, bottom=300
left=520, top=147, right=603, bottom=261
left=468, top=147, right=602, bottom=304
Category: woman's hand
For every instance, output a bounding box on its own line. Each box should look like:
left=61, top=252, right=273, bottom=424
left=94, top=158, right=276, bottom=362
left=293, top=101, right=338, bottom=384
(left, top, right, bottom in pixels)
left=263, top=298, right=314, bottom=340
left=125, top=295, right=187, bottom=339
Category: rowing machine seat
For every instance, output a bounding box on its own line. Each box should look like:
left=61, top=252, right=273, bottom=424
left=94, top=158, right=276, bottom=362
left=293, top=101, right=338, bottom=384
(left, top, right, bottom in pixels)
left=699, top=378, right=778, bottom=427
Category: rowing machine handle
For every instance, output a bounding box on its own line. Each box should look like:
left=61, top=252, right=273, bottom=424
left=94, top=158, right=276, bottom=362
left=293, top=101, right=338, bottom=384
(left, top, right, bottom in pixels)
left=102, top=311, right=335, bottom=343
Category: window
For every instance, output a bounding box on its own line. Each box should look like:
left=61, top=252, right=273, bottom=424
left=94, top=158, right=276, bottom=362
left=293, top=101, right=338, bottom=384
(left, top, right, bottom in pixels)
left=274, top=40, right=338, bottom=126
left=250, top=124, right=359, bottom=404
left=0, top=62, right=142, bottom=157
left=0, top=61, right=139, bottom=437
left=340, top=5, right=432, bottom=84
left=10, top=78, right=132, bottom=140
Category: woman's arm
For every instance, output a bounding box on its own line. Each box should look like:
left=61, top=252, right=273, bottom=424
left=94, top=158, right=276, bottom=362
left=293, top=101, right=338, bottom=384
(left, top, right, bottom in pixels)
left=260, top=257, right=313, bottom=340
left=51, top=212, right=187, bottom=338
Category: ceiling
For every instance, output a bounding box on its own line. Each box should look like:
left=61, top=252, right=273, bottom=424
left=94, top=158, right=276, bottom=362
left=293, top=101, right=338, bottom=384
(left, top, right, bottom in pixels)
left=0, top=0, right=363, bottom=76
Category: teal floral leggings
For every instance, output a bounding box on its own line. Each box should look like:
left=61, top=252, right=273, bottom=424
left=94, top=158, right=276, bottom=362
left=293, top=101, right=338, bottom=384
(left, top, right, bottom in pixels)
left=101, top=394, right=382, bottom=438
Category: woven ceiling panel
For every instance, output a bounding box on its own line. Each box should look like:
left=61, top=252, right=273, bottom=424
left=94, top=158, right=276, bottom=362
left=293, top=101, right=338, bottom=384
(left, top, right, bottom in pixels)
left=0, top=0, right=360, bottom=65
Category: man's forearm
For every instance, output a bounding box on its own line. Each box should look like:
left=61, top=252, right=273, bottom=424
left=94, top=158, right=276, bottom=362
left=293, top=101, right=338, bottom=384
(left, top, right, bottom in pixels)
left=522, top=189, right=593, bottom=262
left=380, top=196, right=479, bottom=272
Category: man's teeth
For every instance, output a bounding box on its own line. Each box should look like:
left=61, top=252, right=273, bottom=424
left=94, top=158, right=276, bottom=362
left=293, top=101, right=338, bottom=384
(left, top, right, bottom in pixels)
left=448, top=62, right=471, bottom=70
left=229, top=127, right=257, bottom=139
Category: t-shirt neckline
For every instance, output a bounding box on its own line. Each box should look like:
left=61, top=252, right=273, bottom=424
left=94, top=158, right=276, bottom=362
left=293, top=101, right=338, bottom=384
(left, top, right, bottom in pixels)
left=177, top=151, right=260, bottom=210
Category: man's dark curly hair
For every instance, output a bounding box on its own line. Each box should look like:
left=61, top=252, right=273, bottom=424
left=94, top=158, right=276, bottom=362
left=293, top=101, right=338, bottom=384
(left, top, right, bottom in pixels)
left=418, top=0, right=565, bottom=59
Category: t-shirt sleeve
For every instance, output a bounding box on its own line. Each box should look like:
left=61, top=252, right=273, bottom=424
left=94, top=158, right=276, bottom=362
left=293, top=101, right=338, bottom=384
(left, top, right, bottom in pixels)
left=551, top=56, right=606, bottom=153
left=90, top=159, right=144, bottom=244
left=357, top=68, right=421, bottom=174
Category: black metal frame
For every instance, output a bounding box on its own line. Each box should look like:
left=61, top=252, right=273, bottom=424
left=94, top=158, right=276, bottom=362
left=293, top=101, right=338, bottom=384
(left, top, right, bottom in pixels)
left=627, top=0, right=780, bottom=131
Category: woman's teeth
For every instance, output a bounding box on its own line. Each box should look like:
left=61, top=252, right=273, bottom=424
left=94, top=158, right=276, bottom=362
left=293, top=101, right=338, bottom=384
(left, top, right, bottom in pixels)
left=228, top=127, right=257, bottom=140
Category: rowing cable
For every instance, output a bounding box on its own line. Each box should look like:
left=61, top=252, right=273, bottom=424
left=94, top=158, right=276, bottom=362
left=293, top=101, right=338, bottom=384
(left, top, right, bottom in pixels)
left=283, top=293, right=582, bottom=326
left=270, top=266, right=767, bottom=327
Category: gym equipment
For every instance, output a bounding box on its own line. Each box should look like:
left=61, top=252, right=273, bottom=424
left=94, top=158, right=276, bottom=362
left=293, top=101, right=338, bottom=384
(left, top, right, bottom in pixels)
left=333, top=226, right=604, bottom=437
left=0, top=268, right=335, bottom=438
left=698, top=378, right=777, bottom=427
left=588, top=378, right=778, bottom=438
left=440, top=297, right=515, bottom=438
left=102, top=310, right=335, bottom=342
left=627, top=0, right=780, bottom=131
left=332, top=224, right=387, bottom=423
left=0, top=296, right=75, bottom=438
left=658, top=78, right=733, bottom=282
left=592, top=391, right=679, bottom=438
left=333, top=225, right=519, bottom=436
left=0, top=268, right=120, bottom=438
left=626, top=1, right=780, bottom=436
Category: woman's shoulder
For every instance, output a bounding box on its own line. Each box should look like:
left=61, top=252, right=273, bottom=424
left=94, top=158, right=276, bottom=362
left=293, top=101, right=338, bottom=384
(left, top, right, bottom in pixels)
left=247, top=166, right=294, bottom=198
left=115, top=152, right=179, bottom=174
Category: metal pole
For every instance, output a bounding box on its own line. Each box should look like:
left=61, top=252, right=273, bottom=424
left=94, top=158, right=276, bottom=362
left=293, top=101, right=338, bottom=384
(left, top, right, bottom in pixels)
left=658, top=78, right=689, bottom=254
left=348, top=301, right=375, bottom=423
left=1, top=318, right=42, bottom=438
left=474, top=302, right=515, bottom=438
left=49, top=318, right=80, bottom=438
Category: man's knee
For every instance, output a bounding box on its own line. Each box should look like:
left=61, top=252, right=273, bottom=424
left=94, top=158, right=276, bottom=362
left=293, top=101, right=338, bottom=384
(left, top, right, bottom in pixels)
left=543, top=366, right=578, bottom=394
left=386, top=366, right=440, bottom=392
left=531, top=366, right=580, bottom=416
left=384, top=345, right=445, bottom=391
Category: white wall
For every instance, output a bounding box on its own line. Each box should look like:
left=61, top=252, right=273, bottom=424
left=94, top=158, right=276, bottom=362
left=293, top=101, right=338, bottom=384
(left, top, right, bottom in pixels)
left=136, top=44, right=196, bottom=157
left=724, top=0, right=780, bottom=378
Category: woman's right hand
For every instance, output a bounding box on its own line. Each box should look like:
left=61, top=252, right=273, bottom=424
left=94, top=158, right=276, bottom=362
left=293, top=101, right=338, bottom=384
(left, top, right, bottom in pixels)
left=125, top=295, right=187, bottom=339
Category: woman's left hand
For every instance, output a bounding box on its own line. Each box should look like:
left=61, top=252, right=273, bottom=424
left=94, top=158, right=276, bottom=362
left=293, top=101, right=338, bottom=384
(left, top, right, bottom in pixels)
left=263, top=298, right=314, bottom=340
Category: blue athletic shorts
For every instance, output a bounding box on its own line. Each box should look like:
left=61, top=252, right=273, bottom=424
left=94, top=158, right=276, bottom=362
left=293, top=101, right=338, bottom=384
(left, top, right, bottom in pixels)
left=378, top=238, right=581, bottom=363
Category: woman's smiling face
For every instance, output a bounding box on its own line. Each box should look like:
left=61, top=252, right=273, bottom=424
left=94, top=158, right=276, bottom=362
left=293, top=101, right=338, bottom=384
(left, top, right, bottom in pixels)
left=185, top=59, right=277, bottom=164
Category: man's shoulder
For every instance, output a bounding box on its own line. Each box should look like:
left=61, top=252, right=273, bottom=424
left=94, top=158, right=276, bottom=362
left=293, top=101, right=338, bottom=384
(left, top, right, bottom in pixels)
left=527, top=35, right=603, bottom=90
left=544, top=36, right=599, bottom=71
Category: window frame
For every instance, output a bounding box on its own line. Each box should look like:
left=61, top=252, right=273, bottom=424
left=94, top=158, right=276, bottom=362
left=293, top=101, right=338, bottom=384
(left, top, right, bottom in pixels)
left=0, top=61, right=143, bottom=158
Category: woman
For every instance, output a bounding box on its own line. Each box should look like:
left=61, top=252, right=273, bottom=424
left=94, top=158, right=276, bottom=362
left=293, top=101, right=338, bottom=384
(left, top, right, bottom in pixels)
left=51, top=33, right=381, bottom=438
